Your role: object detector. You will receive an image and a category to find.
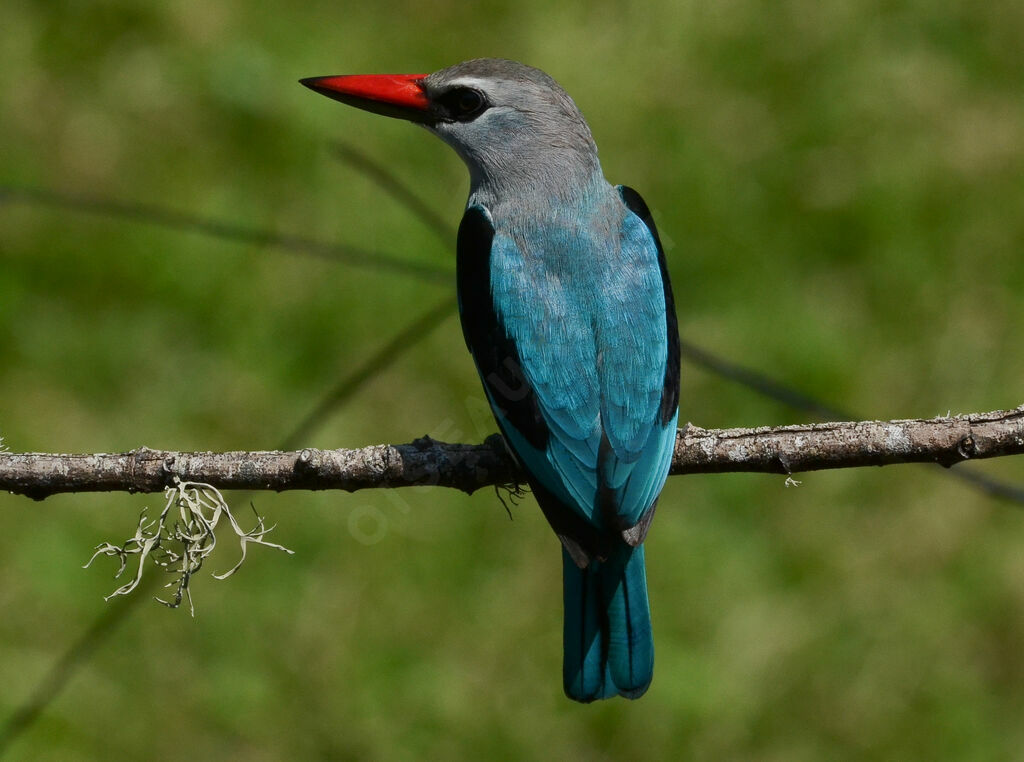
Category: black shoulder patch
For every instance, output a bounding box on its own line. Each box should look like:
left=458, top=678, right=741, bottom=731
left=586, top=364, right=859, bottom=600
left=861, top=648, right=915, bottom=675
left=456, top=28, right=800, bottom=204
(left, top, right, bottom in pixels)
left=456, top=205, right=548, bottom=451
left=618, top=186, right=681, bottom=426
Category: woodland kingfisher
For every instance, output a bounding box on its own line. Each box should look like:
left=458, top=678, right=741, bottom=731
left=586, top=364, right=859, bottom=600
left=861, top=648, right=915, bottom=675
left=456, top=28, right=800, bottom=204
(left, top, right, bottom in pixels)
left=302, top=58, right=680, bottom=702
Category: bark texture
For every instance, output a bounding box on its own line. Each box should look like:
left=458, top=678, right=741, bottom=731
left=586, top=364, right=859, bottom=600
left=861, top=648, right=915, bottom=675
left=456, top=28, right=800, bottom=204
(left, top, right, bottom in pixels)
left=2, top=407, right=1022, bottom=500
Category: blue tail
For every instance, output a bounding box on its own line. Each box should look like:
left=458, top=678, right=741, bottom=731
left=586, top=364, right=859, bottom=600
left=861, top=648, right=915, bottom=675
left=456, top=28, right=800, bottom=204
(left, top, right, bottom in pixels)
left=562, top=544, right=653, bottom=702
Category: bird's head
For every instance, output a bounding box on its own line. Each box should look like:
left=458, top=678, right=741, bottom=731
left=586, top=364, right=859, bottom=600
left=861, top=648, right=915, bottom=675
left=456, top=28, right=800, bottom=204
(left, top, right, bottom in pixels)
left=302, top=58, right=601, bottom=199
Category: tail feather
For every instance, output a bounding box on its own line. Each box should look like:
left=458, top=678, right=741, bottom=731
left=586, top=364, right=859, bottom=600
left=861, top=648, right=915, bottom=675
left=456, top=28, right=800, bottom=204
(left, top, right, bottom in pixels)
left=562, top=544, right=653, bottom=702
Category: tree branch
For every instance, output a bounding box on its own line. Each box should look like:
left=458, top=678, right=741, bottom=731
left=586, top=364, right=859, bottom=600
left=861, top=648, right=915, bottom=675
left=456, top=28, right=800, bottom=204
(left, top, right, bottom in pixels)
left=2, top=407, right=1023, bottom=501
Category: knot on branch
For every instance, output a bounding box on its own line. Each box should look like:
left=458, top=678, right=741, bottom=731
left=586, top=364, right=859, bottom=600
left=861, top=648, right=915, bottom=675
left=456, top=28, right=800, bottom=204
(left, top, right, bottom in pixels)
left=412, top=435, right=439, bottom=450
left=957, top=434, right=976, bottom=460
left=126, top=446, right=180, bottom=492
left=296, top=448, right=319, bottom=471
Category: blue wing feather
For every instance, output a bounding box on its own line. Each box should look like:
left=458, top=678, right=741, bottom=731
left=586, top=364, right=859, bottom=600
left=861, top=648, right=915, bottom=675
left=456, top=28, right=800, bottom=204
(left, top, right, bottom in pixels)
left=486, top=208, right=669, bottom=531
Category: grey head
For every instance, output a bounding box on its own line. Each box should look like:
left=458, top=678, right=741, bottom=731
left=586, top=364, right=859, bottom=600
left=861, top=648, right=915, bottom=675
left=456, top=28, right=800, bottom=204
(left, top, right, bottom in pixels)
left=420, top=59, right=602, bottom=199
left=302, top=59, right=606, bottom=206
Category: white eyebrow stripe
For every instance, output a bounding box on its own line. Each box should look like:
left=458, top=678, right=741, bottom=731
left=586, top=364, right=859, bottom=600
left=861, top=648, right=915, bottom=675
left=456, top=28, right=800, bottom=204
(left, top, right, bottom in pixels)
left=444, top=77, right=493, bottom=91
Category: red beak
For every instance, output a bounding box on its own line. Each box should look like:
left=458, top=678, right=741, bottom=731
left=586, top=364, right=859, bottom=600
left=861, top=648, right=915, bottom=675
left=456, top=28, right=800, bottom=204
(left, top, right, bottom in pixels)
left=300, top=73, right=432, bottom=123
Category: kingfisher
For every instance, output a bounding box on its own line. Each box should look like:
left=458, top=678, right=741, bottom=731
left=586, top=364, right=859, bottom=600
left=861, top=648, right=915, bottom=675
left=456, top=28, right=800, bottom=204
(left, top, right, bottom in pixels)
left=302, top=59, right=679, bottom=702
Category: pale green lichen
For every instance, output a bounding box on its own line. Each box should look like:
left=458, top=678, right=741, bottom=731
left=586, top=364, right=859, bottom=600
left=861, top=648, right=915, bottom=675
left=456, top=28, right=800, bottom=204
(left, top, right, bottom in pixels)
left=84, top=479, right=293, bottom=616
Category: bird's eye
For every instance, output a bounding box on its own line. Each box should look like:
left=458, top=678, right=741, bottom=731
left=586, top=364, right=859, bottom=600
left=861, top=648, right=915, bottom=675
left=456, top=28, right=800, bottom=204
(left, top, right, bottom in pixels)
left=438, top=87, right=487, bottom=121
left=456, top=90, right=483, bottom=114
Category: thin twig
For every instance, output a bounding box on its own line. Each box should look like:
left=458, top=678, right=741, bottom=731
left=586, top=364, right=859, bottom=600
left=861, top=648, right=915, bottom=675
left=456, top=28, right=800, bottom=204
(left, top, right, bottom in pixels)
left=281, top=296, right=456, bottom=449
left=0, top=185, right=451, bottom=283
left=331, top=141, right=454, bottom=245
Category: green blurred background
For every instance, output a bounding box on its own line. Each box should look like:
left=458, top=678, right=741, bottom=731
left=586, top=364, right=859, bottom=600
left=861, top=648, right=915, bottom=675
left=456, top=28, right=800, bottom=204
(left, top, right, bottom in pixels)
left=2, top=0, right=1023, bottom=758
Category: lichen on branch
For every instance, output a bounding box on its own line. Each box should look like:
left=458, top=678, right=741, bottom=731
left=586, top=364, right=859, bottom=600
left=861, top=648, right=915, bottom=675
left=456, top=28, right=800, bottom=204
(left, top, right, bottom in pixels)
left=83, top=479, right=293, bottom=615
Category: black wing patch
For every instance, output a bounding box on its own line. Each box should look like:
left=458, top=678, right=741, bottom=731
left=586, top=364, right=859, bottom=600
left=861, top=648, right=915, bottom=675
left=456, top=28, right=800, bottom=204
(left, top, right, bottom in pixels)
left=457, top=205, right=616, bottom=563
left=456, top=205, right=548, bottom=451
left=618, top=186, right=681, bottom=426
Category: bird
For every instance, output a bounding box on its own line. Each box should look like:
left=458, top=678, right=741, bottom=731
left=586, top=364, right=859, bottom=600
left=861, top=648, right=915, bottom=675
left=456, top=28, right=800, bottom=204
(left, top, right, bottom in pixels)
left=301, top=59, right=680, bottom=702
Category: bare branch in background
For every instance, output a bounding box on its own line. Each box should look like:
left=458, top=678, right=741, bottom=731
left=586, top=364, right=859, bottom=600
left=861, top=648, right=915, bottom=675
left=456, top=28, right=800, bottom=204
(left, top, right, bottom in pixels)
left=331, top=141, right=454, bottom=245
left=0, top=185, right=451, bottom=283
